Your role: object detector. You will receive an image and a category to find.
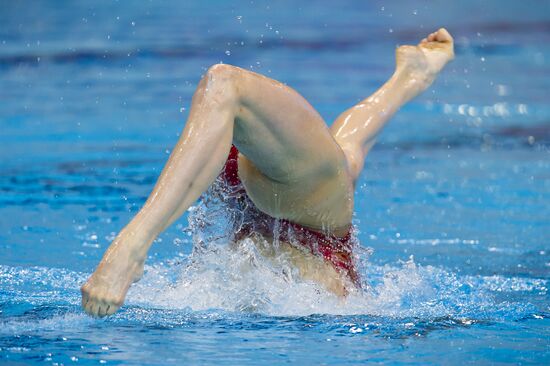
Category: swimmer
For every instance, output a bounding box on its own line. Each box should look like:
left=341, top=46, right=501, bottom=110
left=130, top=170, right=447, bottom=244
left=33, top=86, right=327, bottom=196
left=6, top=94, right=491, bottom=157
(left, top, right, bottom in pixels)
left=81, top=29, right=454, bottom=317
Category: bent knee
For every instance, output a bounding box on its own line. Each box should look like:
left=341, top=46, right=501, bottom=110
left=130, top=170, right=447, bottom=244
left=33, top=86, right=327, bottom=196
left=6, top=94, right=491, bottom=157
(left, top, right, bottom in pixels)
left=199, top=64, right=241, bottom=104
left=202, top=64, right=240, bottom=99
left=205, top=64, right=241, bottom=84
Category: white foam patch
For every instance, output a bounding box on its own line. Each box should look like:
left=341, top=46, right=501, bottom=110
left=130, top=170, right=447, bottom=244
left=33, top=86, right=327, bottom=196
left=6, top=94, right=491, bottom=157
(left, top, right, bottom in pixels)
left=125, top=243, right=543, bottom=319
left=0, top=265, right=87, bottom=291
left=128, top=238, right=341, bottom=316
left=0, top=253, right=543, bottom=324
left=1, top=179, right=544, bottom=322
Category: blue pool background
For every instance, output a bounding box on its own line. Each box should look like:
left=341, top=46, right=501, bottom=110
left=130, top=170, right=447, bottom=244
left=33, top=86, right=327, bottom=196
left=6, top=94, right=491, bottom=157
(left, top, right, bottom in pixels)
left=1, top=0, right=549, bottom=364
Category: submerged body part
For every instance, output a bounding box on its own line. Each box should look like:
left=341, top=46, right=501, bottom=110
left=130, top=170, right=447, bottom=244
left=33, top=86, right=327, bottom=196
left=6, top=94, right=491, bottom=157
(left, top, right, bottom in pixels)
left=223, top=144, right=360, bottom=295
left=81, top=29, right=455, bottom=317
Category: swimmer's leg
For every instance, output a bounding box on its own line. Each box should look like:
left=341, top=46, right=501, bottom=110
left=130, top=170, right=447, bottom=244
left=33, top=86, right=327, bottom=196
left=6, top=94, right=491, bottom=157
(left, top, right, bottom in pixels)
left=81, top=64, right=349, bottom=317
left=330, top=28, right=454, bottom=180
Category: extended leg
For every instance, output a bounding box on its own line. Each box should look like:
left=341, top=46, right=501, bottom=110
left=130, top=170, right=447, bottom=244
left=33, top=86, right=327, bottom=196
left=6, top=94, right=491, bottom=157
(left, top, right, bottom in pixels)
left=81, top=64, right=349, bottom=317
left=330, top=28, right=454, bottom=180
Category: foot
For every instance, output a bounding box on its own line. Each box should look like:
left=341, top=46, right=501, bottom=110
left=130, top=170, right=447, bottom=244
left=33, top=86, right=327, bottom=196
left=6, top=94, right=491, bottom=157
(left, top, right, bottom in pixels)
left=395, top=28, right=454, bottom=90
left=81, top=242, right=145, bottom=317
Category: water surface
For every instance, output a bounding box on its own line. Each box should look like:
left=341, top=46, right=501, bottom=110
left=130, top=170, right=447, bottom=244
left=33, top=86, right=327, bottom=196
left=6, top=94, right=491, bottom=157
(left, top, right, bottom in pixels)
left=1, top=0, right=549, bottom=364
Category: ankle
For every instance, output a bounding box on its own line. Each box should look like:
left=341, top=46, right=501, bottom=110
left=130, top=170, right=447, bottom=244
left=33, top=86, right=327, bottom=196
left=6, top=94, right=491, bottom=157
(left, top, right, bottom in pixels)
left=106, top=233, right=149, bottom=263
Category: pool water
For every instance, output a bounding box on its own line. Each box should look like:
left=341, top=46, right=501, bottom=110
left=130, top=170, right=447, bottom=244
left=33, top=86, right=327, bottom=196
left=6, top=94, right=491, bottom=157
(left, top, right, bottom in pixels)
left=1, top=0, right=549, bottom=364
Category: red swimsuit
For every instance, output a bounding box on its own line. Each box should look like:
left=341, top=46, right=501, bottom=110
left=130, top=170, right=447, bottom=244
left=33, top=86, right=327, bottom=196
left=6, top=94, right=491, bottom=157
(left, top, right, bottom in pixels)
left=220, top=145, right=360, bottom=286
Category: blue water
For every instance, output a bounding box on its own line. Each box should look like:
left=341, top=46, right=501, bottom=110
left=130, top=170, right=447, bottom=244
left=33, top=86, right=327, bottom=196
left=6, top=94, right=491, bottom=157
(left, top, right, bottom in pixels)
left=1, top=0, right=549, bottom=364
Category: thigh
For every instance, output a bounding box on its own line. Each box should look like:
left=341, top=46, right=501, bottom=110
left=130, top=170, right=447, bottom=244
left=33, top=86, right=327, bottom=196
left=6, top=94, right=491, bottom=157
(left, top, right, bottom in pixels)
left=230, top=67, right=347, bottom=183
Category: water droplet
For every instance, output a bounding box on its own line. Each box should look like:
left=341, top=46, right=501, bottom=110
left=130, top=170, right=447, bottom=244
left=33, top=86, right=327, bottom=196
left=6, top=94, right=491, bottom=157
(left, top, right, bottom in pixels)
left=131, top=21, right=135, bottom=26
left=173, top=238, right=185, bottom=245
left=225, top=50, right=231, bottom=56
left=496, top=84, right=509, bottom=96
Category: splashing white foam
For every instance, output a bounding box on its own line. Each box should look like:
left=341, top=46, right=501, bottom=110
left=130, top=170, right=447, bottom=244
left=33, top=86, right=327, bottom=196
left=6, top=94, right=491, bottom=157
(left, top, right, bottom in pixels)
left=122, top=177, right=541, bottom=319
left=1, top=178, right=543, bottom=324
left=125, top=245, right=538, bottom=319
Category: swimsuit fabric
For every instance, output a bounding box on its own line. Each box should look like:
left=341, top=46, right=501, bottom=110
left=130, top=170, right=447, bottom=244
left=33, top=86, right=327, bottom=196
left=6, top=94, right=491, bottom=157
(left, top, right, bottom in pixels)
left=220, top=145, right=360, bottom=286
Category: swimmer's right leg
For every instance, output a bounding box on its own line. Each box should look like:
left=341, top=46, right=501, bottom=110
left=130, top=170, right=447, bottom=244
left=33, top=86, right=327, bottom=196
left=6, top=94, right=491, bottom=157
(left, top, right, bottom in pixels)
left=81, top=64, right=350, bottom=317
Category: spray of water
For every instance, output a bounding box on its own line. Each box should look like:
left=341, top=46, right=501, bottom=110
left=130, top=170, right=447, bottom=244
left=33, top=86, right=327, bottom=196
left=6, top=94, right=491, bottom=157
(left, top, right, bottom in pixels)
left=122, top=177, right=541, bottom=320
left=0, top=177, right=544, bottom=334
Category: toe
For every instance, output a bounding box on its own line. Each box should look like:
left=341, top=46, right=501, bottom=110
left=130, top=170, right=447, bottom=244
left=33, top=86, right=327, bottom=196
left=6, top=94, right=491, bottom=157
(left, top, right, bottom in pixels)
left=81, top=293, right=89, bottom=308
left=98, top=303, right=110, bottom=318
left=97, top=304, right=104, bottom=318
left=90, top=302, right=98, bottom=317
left=83, top=300, right=93, bottom=315
left=435, top=28, right=453, bottom=43
left=89, top=301, right=102, bottom=317
left=84, top=302, right=93, bottom=316
left=105, top=304, right=118, bottom=316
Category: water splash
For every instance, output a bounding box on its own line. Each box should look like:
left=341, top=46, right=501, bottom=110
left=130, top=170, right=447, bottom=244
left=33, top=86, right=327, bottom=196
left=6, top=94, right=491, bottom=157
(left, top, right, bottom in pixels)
left=125, top=250, right=543, bottom=321
left=121, top=177, right=544, bottom=320
left=0, top=178, right=546, bottom=335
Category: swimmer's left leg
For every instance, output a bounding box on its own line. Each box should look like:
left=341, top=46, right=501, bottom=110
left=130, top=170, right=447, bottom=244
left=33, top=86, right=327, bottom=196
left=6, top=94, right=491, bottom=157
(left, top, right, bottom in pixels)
left=331, top=28, right=454, bottom=179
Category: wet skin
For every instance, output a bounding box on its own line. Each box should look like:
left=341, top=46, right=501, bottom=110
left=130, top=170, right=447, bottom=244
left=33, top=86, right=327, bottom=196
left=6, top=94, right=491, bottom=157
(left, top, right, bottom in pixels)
left=81, top=29, right=455, bottom=317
